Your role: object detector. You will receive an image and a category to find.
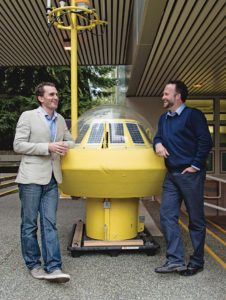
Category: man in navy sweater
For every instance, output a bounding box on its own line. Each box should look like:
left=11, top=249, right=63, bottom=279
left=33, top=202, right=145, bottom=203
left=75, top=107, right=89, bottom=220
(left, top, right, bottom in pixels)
left=153, top=80, right=212, bottom=276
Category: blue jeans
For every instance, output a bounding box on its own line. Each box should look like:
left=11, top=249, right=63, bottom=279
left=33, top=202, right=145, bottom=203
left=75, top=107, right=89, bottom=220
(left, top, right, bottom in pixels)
left=18, top=176, right=62, bottom=273
left=160, top=170, right=206, bottom=267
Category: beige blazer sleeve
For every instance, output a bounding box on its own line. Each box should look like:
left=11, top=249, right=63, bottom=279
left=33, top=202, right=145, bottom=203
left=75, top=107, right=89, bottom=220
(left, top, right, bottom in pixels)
left=13, top=111, right=50, bottom=155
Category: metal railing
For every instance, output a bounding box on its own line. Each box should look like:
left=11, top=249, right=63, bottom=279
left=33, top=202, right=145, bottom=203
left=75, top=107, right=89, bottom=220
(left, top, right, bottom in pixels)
left=205, top=175, right=226, bottom=212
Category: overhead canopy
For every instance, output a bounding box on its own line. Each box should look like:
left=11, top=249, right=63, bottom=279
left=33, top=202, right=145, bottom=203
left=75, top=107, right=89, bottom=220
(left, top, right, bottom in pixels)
left=0, top=0, right=225, bottom=97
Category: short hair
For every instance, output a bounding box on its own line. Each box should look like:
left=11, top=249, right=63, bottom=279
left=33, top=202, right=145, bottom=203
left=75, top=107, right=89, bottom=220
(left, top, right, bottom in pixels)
left=35, top=82, right=56, bottom=99
left=167, top=80, right=188, bottom=102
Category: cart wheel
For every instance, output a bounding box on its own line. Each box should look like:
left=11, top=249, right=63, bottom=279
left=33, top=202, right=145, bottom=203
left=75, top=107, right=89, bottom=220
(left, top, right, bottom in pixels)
left=109, top=250, right=119, bottom=257
left=71, top=251, right=81, bottom=257
left=145, top=249, right=156, bottom=256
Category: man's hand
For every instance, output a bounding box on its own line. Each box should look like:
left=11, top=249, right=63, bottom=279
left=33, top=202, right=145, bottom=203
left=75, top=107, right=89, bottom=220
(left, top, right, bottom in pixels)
left=155, top=143, right=169, bottom=158
left=48, top=141, right=69, bottom=156
left=181, top=166, right=198, bottom=174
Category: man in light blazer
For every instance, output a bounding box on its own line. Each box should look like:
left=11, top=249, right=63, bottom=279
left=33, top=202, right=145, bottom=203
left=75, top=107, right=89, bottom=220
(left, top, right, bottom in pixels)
left=14, top=82, right=75, bottom=283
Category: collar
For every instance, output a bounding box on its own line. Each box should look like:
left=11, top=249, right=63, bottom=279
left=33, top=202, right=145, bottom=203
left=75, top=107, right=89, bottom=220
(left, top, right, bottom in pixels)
left=38, top=106, right=58, bottom=120
left=166, top=104, right=186, bottom=118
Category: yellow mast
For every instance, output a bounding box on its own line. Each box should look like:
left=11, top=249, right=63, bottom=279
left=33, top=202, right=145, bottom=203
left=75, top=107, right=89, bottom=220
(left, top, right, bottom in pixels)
left=47, top=0, right=107, bottom=139
left=70, top=0, right=77, bottom=138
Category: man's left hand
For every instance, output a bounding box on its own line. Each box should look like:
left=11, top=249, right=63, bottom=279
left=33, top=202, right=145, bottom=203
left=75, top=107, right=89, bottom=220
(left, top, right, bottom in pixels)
left=181, top=166, right=198, bottom=174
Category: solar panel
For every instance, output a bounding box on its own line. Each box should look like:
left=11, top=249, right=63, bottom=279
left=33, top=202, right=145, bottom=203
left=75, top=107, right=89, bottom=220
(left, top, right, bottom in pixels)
left=75, top=124, right=89, bottom=144
left=126, top=123, right=144, bottom=144
left=109, top=123, right=125, bottom=143
left=87, top=123, right=104, bottom=144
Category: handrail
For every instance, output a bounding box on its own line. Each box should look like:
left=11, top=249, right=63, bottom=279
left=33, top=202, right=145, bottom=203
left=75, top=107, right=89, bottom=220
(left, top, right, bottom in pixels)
left=204, top=175, right=226, bottom=212
left=204, top=202, right=226, bottom=212
left=206, top=174, right=226, bottom=184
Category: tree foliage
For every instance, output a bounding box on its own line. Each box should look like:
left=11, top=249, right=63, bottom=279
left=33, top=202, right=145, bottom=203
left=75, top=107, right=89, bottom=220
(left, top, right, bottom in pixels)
left=0, top=65, right=116, bottom=149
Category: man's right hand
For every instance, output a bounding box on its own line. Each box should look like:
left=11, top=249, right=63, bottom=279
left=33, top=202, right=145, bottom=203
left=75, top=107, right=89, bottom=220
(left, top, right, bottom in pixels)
left=155, top=143, right=169, bottom=158
left=48, top=141, right=69, bottom=156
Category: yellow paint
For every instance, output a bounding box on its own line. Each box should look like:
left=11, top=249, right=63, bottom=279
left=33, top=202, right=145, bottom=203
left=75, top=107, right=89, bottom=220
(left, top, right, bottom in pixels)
left=182, top=208, right=226, bottom=246
left=206, top=218, right=226, bottom=234
left=86, top=198, right=139, bottom=240
left=206, top=227, right=226, bottom=246
left=60, top=117, right=165, bottom=240
left=61, top=118, right=166, bottom=198
left=61, top=148, right=165, bottom=197
left=204, top=244, right=226, bottom=268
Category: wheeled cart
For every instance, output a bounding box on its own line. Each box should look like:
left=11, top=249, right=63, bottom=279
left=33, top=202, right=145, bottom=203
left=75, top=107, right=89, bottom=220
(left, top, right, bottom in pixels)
left=68, top=220, right=160, bottom=257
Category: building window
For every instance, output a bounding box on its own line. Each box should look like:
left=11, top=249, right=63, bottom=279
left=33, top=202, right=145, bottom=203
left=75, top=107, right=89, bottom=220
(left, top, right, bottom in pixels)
left=187, top=99, right=214, bottom=173
left=220, top=99, right=226, bottom=121
left=220, top=125, right=226, bottom=147
left=220, top=152, right=226, bottom=172
left=206, top=151, right=214, bottom=172
left=186, top=99, right=214, bottom=121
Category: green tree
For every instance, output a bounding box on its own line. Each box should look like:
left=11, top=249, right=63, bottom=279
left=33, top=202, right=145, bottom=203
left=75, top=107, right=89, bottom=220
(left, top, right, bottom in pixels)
left=0, top=96, right=38, bottom=150
left=0, top=65, right=116, bottom=149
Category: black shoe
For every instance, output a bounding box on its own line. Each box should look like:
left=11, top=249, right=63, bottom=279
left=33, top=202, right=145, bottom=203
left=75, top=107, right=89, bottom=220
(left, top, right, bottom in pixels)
left=155, top=262, right=186, bottom=273
left=179, top=263, right=203, bottom=276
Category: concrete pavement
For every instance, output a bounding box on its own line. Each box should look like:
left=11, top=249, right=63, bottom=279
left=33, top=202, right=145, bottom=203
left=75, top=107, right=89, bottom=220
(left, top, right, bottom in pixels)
left=0, top=194, right=225, bottom=300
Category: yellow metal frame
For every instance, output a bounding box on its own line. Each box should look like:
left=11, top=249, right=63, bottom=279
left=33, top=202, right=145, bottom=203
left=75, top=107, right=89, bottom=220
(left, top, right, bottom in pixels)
left=48, top=1, right=107, bottom=138
left=48, top=6, right=107, bottom=31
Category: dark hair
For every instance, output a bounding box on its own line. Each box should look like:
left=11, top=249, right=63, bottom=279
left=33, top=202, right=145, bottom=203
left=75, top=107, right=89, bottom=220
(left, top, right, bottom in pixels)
left=35, top=82, right=56, bottom=99
left=167, top=80, right=188, bottom=102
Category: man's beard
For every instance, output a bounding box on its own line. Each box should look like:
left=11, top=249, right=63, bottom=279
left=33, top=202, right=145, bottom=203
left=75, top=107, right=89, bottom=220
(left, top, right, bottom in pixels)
left=163, top=99, right=174, bottom=109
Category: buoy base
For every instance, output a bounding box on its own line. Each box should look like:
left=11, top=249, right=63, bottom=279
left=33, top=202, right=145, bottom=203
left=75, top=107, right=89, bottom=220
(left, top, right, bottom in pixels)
left=68, top=220, right=160, bottom=257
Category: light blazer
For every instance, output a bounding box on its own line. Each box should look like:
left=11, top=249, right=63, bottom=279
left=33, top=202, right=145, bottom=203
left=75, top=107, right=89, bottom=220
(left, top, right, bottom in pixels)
left=13, top=108, right=75, bottom=184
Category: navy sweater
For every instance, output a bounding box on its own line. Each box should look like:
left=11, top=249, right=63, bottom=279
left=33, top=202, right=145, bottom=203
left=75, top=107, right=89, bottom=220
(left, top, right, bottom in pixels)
left=153, top=107, right=213, bottom=170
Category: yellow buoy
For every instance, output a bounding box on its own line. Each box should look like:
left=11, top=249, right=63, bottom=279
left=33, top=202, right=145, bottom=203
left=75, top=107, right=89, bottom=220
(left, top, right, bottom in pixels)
left=60, top=106, right=166, bottom=241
